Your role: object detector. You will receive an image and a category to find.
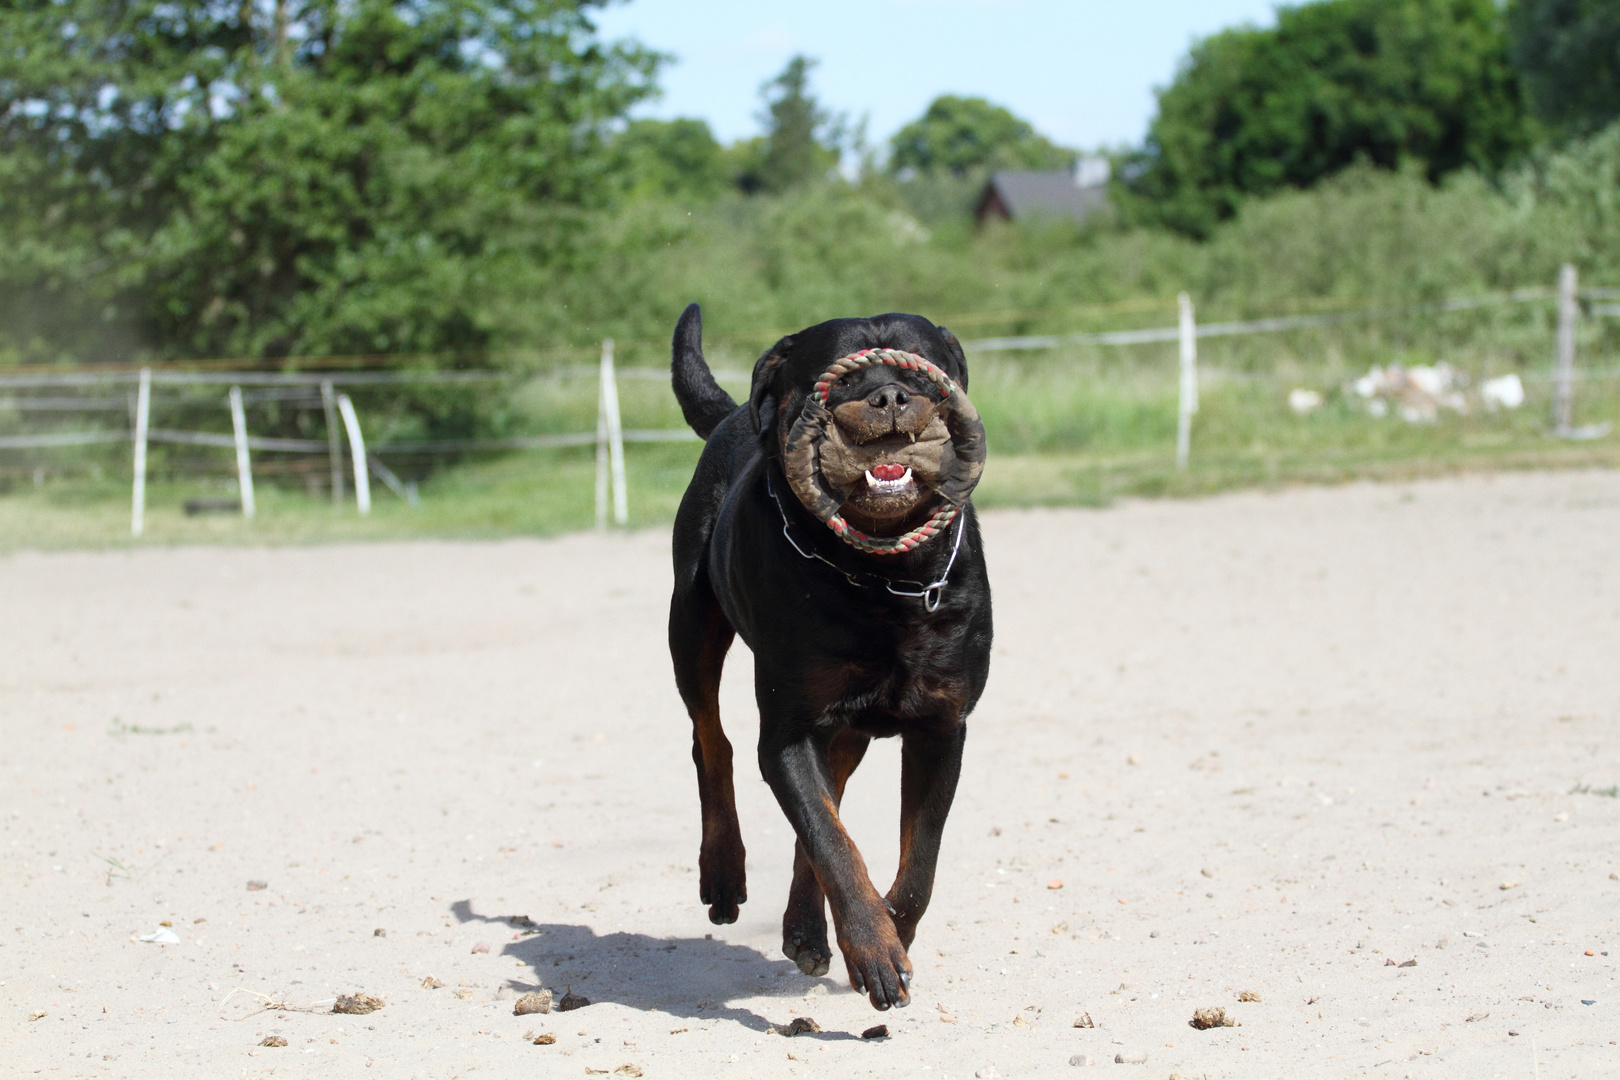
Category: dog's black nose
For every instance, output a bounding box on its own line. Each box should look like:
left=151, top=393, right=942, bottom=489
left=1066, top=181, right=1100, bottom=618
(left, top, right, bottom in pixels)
left=866, top=385, right=910, bottom=411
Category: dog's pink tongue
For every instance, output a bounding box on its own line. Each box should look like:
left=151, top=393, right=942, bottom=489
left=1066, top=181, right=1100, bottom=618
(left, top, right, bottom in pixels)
left=872, top=463, right=907, bottom=482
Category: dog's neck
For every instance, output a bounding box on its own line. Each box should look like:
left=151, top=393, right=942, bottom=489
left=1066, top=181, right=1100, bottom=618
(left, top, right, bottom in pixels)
left=765, top=461, right=964, bottom=568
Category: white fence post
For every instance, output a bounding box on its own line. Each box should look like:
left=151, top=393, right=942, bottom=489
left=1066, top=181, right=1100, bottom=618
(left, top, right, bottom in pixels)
left=228, top=385, right=255, bottom=519
left=336, top=393, right=371, bottom=515
left=1553, top=263, right=1578, bottom=435
left=1176, top=292, right=1199, bottom=470
left=595, top=339, right=627, bottom=527
left=595, top=359, right=609, bottom=530
left=130, top=367, right=151, bottom=537
left=321, top=380, right=344, bottom=504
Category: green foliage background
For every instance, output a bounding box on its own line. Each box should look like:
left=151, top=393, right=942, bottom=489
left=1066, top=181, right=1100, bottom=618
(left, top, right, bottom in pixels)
left=1119, top=0, right=1529, bottom=237
left=1508, top=0, right=1620, bottom=138
left=4, top=0, right=1620, bottom=543
left=0, top=0, right=659, bottom=365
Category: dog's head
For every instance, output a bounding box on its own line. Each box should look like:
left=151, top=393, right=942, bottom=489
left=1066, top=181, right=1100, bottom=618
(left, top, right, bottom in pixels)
left=750, top=314, right=986, bottom=538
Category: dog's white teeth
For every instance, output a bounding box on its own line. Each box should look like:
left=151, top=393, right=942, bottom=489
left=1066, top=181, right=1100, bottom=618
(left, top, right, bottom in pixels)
left=863, top=468, right=914, bottom=495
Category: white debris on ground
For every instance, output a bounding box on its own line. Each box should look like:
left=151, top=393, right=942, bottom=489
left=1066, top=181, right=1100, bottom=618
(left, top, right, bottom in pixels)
left=1480, top=372, right=1526, bottom=410
left=1292, top=364, right=1528, bottom=421
left=1287, top=388, right=1324, bottom=415
left=1350, top=363, right=1473, bottom=422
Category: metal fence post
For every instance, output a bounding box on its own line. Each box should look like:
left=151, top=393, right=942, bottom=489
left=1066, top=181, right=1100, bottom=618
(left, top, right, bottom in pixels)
left=130, top=367, right=151, bottom=537
left=321, top=380, right=344, bottom=504
left=228, top=385, right=255, bottom=518
left=1176, top=292, right=1199, bottom=470
left=1552, top=263, right=1578, bottom=435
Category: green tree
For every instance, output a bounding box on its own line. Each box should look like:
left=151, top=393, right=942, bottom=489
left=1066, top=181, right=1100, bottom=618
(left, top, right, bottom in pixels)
left=888, top=95, right=1071, bottom=176
left=1508, top=0, right=1620, bottom=138
left=612, top=118, right=728, bottom=201
left=0, top=0, right=658, bottom=364
left=755, top=55, right=840, bottom=193
left=1124, top=0, right=1529, bottom=237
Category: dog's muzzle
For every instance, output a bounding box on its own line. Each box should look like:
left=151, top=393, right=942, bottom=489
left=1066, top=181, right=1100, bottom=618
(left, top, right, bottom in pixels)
left=782, top=348, right=986, bottom=555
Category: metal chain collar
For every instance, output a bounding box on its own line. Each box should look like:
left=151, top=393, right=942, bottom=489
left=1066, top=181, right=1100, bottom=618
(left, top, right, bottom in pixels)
left=766, top=472, right=964, bottom=613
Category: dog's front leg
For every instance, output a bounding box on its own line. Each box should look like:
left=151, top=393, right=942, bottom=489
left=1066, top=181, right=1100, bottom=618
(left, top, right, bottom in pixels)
left=782, top=727, right=869, bottom=977
left=886, top=722, right=966, bottom=948
left=759, top=732, right=912, bottom=1010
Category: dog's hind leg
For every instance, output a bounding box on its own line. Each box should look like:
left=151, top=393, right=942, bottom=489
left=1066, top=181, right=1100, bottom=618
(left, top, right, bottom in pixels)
left=781, top=727, right=869, bottom=976
left=670, top=585, right=745, bottom=924
left=884, top=723, right=967, bottom=949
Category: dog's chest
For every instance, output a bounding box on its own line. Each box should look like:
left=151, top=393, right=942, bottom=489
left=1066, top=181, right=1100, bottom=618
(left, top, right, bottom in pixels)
left=812, top=620, right=970, bottom=731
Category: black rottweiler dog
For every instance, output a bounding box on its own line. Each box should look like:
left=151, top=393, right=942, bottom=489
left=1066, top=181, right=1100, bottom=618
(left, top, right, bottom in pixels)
left=666, top=303, right=993, bottom=1011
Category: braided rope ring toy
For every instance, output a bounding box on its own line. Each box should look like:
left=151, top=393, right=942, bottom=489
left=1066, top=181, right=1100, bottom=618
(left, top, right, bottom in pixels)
left=784, top=348, right=985, bottom=556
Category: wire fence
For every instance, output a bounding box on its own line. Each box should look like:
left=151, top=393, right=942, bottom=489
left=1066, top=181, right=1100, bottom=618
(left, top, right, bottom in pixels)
left=2, top=266, right=1616, bottom=535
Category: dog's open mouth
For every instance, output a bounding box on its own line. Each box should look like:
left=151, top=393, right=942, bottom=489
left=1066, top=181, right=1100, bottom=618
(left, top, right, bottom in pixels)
left=864, top=464, right=913, bottom=495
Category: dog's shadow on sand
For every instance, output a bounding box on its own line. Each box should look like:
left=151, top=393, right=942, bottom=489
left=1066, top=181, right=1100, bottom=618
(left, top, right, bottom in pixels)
left=450, top=900, right=862, bottom=1038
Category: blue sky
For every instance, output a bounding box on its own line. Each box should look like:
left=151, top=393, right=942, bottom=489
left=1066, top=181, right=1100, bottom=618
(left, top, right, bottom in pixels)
left=593, top=0, right=1281, bottom=153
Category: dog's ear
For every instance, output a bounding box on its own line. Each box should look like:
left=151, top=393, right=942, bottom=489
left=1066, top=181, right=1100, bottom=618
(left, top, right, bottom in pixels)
left=937, top=326, right=969, bottom=391
left=749, top=335, right=793, bottom=445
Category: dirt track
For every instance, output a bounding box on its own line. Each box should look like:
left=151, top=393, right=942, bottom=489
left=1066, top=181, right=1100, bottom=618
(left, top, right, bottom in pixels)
left=3, top=469, right=1617, bottom=1079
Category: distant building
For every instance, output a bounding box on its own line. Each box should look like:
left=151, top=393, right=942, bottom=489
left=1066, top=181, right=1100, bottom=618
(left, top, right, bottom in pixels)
left=975, top=156, right=1111, bottom=225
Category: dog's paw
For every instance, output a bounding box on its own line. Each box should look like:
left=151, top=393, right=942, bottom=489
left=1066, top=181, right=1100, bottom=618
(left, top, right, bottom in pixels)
left=884, top=894, right=921, bottom=950
left=699, top=864, right=746, bottom=925
left=782, top=933, right=831, bottom=977
left=838, top=923, right=913, bottom=1011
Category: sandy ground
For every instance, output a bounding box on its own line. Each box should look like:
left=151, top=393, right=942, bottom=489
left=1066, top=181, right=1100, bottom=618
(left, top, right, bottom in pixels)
left=3, top=469, right=1618, bottom=1080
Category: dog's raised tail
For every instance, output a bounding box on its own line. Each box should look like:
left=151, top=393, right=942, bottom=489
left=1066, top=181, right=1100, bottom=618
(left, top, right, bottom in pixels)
left=671, top=303, right=737, bottom=440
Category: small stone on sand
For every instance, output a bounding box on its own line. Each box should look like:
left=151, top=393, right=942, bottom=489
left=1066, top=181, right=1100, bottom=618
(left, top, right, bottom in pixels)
left=373, top=928, right=386, bottom=937
left=470, top=941, right=490, bottom=953
left=557, top=990, right=590, bottom=1011
left=1398, top=959, right=1417, bottom=968
left=1069, top=1053, right=1095, bottom=1065
left=332, top=993, right=384, bottom=1015
left=1047, top=879, right=1063, bottom=889
left=769, top=1017, right=822, bottom=1036
left=421, top=976, right=445, bottom=989
left=27, top=1011, right=46, bottom=1022
left=1073, top=1012, right=1095, bottom=1028
left=1114, top=1051, right=1148, bottom=1064
left=861, top=1024, right=889, bottom=1040
left=1190, top=1006, right=1234, bottom=1030
left=514, top=991, right=553, bottom=1016
left=532, top=1033, right=556, bottom=1045
left=259, top=1036, right=287, bottom=1047
left=246, top=880, right=267, bottom=891
left=613, top=1065, right=642, bottom=1076
left=1238, top=991, right=1260, bottom=1002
